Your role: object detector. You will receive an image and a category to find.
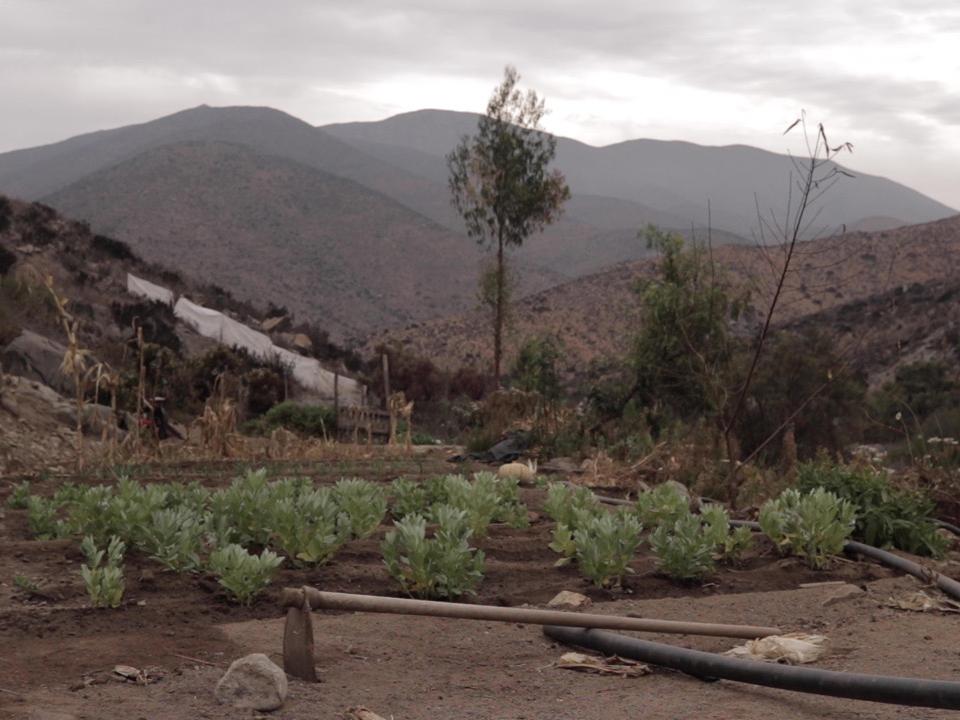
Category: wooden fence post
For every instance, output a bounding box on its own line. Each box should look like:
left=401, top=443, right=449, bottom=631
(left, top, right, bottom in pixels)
left=381, top=353, right=391, bottom=409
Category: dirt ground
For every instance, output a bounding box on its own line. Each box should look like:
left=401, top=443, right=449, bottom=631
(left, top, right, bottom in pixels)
left=2, top=457, right=960, bottom=719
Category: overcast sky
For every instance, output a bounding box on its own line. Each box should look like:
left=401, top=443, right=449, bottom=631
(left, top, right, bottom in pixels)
left=2, top=0, right=958, bottom=208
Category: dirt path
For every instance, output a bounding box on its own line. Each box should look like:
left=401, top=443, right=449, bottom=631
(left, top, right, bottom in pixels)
left=4, top=575, right=959, bottom=719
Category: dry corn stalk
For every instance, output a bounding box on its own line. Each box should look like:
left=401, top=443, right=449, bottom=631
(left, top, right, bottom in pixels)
left=43, top=274, right=91, bottom=470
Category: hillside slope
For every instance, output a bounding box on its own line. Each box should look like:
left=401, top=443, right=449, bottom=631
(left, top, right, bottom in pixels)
left=43, top=141, right=530, bottom=339
left=369, top=214, right=960, bottom=380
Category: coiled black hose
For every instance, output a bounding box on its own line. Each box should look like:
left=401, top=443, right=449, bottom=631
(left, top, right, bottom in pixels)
left=543, top=625, right=960, bottom=710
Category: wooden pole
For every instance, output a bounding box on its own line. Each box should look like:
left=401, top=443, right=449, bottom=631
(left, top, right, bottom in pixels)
left=381, top=353, right=390, bottom=409
left=333, top=372, right=340, bottom=440
left=281, top=588, right=780, bottom=640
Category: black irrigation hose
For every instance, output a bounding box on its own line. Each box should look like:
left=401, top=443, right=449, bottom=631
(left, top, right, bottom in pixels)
left=543, top=625, right=960, bottom=710
left=937, top=519, right=960, bottom=537
left=726, top=519, right=960, bottom=604
left=591, top=492, right=960, bottom=601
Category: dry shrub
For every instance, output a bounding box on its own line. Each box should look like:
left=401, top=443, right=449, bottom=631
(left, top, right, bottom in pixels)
left=194, top=384, right=239, bottom=457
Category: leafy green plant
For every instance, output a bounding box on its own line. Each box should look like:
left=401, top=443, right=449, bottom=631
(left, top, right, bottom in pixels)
left=52, top=481, right=86, bottom=507
left=333, top=479, right=387, bottom=538
left=485, top=473, right=529, bottom=528
left=14, top=574, right=41, bottom=595
left=65, top=485, right=125, bottom=544
left=699, top=504, right=754, bottom=562
left=390, top=477, right=430, bottom=519
left=26, top=496, right=64, bottom=539
left=142, top=507, right=204, bottom=571
left=572, top=509, right=643, bottom=587
left=544, top=483, right=602, bottom=558
left=649, top=512, right=717, bottom=581
left=635, top=482, right=690, bottom=528
left=438, top=474, right=500, bottom=539
left=266, top=488, right=351, bottom=566
left=207, top=469, right=273, bottom=546
left=759, top=488, right=856, bottom=569
left=723, top=525, right=755, bottom=561
left=246, top=401, right=336, bottom=437
left=6, top=480, right=31, bottom=509
left=80, top=535, right=125, bottom=608
left=382, top=507, right=485, bottom=599
left=544, top=483, right=600, bottom=527
left=208, top=544, right=283, bottom=606
left=796, top=460, right=947, bottom=557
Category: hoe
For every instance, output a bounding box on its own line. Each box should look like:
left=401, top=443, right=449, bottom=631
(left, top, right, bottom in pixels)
left=279, top=585, right=781, bottom=681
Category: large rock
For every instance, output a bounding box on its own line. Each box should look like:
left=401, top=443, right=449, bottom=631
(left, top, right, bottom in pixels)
left=1, top=330, right=71, bottom=395
left=214, top=653, right=288, bottom=711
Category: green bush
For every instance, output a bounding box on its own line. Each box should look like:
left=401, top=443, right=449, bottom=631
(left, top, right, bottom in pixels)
left=635, top=483, right=690, bottom=528
left=80, top=535, right=125, bottom=608
left=265, top=487, right=350, bottom=566
left=572, top=509, right=643, bottom=587
left=511, top=336, right=562, bottom=400
left=26, top=496, right=65, bottom=540
left=543, top=483, right=601, bottom=528
left=649, top=512, right=718, bottom=581
left=796, top=460, right=947, bottom=557
left=208, top=544, right=283, bottom=606
left=382, top=508, right=485, bottom=599
left=390, top=477, right=430, bottom=519
left=759, top=488, right=856, bottom=569
left=141, top=507, right=204, bottom=571
left=436, top=474, right=500, bottom=539
left=207, top=468, right=274, bottom=546
left=253, top=401, right=336, bottom=436
left=6, top=480, right=31, bottom=509
left=333, top=479, right=387, bottom=539
left=699, top=504, right=754, bottom=562
left=544, top=483, right=602, bottom=557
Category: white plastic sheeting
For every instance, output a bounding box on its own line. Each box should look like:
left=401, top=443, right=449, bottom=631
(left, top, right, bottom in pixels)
left=126, top=273, right=174, bottom=305
left=172, top=297, right=364, bottom=405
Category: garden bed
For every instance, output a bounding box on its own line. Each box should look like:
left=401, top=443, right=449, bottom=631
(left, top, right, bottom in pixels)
left=1, top=455, right=957, bottom=719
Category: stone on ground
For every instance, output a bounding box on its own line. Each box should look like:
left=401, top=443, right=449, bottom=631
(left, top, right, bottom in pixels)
left=547, top=591, right=591, bottom=610
left=214, top=653, right=288, bottom=711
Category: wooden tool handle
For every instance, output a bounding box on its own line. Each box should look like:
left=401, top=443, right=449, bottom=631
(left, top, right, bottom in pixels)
left=281, top=587, right=779, bottom=639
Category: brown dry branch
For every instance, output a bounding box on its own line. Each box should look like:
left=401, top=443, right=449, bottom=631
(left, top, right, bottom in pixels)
left=722, top=115, right=852, bottom=504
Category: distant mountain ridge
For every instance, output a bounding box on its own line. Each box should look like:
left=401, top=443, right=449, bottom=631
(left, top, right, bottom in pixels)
left=0, top=104, right=954, bottom=341
left=323, top=109, right=955, bottom=238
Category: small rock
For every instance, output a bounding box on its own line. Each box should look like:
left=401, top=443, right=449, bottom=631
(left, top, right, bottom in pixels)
left=214, top=653, right=288, bottom=711
left=547, top=591, right=591, bottom=610
left=822, top=584, right=864, bottom=607
left=261, top=315, right=290, bottom=333
left=292, top=333, right=313, bottom=352
left=661, top=480, right=699, bottom=510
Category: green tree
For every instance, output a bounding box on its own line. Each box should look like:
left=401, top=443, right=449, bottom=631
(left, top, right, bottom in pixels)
left=628, top=226, right=745, bottom=423
left=512, top=335, right=562, bottom=400
left=448, top=66, right=570, bottom=384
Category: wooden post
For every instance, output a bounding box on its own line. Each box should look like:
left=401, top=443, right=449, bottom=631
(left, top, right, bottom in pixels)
left=333, top=372, right=340, bottom=438
left=381, top=353, right=390, bottom=410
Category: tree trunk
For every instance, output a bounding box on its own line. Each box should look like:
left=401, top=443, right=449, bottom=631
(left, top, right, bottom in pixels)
left=494, top=232, right=505, bottom=386
left=782, top=422, right=798, bottom=480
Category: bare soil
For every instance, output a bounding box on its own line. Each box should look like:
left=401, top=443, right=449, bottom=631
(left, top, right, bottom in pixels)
left=2, top=458, right=959, bottom=719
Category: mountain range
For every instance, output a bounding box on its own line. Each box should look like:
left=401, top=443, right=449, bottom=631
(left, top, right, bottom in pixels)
left=0, top=104, right=954, bottom=341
